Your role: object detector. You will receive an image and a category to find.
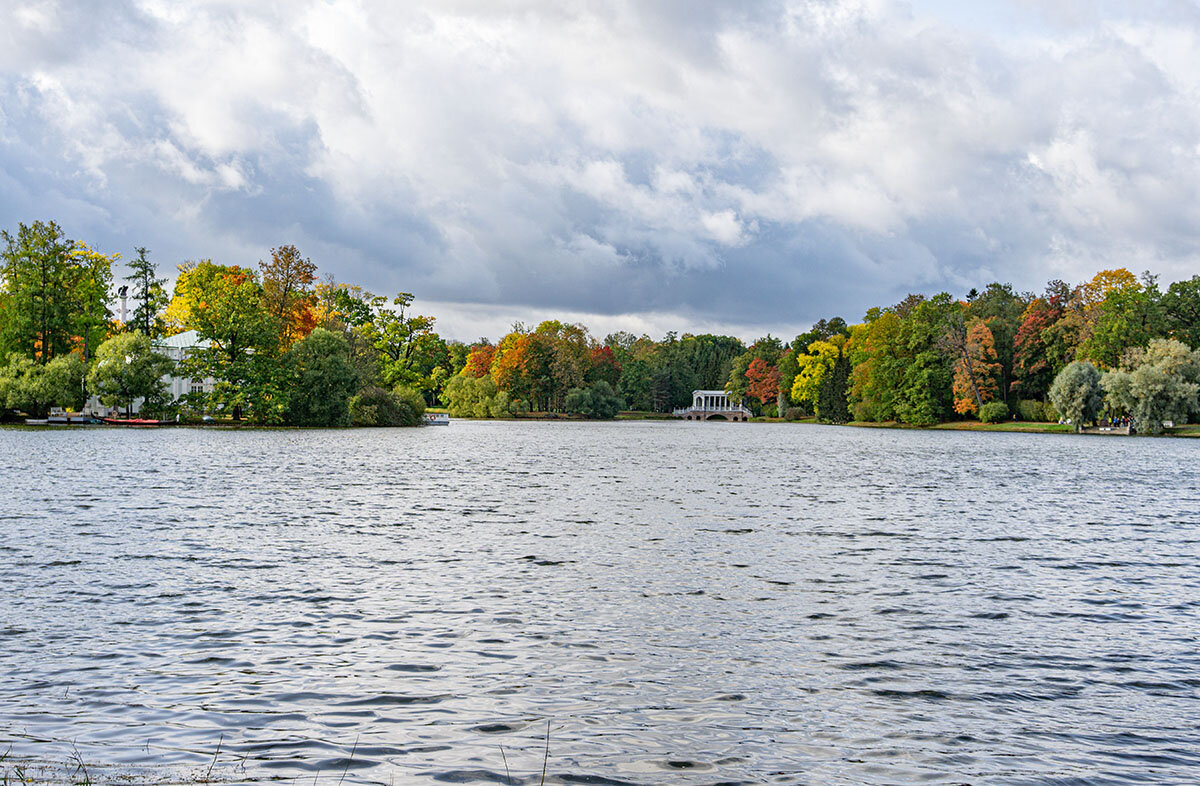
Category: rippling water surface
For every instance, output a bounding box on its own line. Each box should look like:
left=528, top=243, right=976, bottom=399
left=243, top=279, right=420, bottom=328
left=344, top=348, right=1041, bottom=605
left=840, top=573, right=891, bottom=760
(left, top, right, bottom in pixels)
left=2, top=421, right=1199, bottom=784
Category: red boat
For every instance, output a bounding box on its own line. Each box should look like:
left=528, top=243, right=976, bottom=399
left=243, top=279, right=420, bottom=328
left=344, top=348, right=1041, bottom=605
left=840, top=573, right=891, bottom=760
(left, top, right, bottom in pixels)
left=102, top=418, right=174, bottom=427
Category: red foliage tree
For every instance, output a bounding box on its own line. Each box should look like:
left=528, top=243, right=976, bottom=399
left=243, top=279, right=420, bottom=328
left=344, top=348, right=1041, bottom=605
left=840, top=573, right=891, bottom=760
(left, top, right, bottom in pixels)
left=587, top=345, right=621, bottom=386
left=1011, top=298, right=1061, bottom=399
left=745, top=356, right=780, bottom=406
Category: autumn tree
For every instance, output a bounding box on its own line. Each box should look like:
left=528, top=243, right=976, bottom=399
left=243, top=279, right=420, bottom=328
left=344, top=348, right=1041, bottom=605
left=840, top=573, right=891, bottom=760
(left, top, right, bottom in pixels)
left=727, top=335, right=783, bottom=404
left=260, top=244, right=318, bottom=348
left=745, top=356, right=780, bottom=408
left=540, top=321, right=592, bottom=410
left=792, top=317, right=849, bottom=354
left=464, top=343, right=496, bottom=377
left=950, top=319, right=1003, bottom=416
left=1078, top=276, right=1165, bottom=368
left=587, top=345, right=622, bottom=387
left=1011, top=298, right=1061, bottom=401
left=790, top=338, right=842, bottom=410
left=965, top=282, right=1029, bottom=403
left=1080, top=269, right=1139, bottom=312
left=847, top=309, right=904, bottom=422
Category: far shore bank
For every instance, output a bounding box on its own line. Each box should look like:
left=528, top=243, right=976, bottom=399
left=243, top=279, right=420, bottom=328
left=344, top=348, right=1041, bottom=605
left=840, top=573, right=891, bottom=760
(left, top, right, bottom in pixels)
left=750, top=415, right=1200, bottom=437
left=4, top=412, right=1197, bottom=437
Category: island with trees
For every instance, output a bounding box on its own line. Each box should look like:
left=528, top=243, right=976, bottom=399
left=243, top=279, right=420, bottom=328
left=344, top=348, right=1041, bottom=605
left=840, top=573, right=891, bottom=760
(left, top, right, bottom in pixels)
left=2, top=219, right=1199, bottom=433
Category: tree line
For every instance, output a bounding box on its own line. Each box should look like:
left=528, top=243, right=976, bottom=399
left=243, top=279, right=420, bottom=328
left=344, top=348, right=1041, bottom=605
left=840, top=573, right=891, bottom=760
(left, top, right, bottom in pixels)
left=2, top=219, right=1199, bottom=430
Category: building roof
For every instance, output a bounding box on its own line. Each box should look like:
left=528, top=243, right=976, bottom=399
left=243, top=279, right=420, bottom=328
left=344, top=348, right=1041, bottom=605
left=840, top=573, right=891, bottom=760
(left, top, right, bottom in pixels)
left=155, top=330, right=210, bottom=349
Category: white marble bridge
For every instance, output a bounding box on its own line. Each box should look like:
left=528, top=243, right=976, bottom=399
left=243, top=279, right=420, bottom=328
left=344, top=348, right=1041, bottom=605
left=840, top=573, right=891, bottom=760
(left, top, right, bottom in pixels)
left=673, top=390, right=753, bottom=421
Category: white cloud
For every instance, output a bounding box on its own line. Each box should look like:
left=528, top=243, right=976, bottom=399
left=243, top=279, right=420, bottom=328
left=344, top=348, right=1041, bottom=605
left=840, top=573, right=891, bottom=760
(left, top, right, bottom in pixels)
left=1, top=0, right=1199, bottom=334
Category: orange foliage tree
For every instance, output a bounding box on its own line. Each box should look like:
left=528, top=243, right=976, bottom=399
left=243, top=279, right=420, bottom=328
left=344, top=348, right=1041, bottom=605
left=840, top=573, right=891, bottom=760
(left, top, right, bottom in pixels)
left=260, top=244, right=318, bottom=349
left=952, top=319, right=1002, bottom=416
left=464, top=344, right=496, bottom=377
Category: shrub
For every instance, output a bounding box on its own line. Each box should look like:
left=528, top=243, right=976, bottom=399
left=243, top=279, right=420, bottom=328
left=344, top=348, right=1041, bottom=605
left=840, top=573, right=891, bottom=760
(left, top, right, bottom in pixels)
left=1017, top=399, right=1044, bottom=422
left=978, top=400, right=1009, bottom=423
left=350, top=386, right=424, bottom=427
left=393, top=386, right=427, bottom=424
left=564, top=380, right=625, bottom=419
left=784, top=407, right=806, bottom=421
left=443, top=374, right=525, bottom=417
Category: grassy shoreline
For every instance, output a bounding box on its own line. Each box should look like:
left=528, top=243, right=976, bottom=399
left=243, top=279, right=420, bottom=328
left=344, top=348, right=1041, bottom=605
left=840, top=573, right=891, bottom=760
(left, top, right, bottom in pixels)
left=750, top=415, right=1199, bottom=437
left=4, top=411, right=1197, bottom=436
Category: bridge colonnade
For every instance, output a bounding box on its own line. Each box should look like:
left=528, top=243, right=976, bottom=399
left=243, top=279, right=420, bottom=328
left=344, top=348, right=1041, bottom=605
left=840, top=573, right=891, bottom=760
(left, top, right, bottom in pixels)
left=675, top=389, right=751, bottom=421
left=693, top=390, right=733, bottom=410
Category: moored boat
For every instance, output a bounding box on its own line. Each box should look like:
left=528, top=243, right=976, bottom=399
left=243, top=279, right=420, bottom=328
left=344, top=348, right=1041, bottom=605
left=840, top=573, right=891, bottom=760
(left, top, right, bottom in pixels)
left=47, top=410, right=101, bottom=425
left=102, top=417, right=174, bottom=427
left=423, top=413, right=450, bottom=426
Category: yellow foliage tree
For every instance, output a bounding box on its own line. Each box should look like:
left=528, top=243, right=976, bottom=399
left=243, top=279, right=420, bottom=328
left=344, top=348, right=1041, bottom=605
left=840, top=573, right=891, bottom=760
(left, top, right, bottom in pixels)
left=159, top=261, right=202, bottom=334
left=1080, top=268, right=1139, bottom=312
left=790, top=336, right=845, bottom=408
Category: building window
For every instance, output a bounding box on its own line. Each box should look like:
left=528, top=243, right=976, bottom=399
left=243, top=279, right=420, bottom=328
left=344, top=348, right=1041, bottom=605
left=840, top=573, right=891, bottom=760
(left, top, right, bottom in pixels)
left=190, top=379, right=205, bottom=395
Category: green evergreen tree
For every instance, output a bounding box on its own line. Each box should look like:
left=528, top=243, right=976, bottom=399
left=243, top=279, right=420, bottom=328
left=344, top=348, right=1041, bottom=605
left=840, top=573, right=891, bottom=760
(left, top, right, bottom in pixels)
left=126, top=247, right=169, bottom=337
left=817, top=349, right=851, bottom=424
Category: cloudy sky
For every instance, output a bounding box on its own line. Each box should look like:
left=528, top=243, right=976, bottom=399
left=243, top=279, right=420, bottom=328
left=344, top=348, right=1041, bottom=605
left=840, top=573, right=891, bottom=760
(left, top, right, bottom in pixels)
left=2, top=1, right=1199, bottom=342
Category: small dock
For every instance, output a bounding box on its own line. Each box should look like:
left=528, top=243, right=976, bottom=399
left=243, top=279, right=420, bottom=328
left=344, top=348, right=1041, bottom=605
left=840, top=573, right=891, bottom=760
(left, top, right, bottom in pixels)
left=1079, top=425, right=1133, bottom=435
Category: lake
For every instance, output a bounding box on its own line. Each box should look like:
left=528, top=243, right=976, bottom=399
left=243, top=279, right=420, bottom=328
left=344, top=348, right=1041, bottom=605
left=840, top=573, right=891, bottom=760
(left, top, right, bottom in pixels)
left=1, top=421, right=1199, bottom=784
